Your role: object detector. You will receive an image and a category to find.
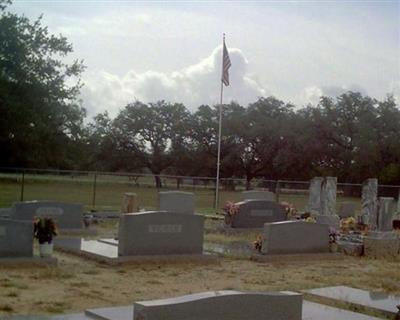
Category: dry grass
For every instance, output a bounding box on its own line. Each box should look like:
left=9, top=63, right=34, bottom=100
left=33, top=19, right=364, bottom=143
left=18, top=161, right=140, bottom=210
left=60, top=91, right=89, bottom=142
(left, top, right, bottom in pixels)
left=0, top=220, right=400, bottom=317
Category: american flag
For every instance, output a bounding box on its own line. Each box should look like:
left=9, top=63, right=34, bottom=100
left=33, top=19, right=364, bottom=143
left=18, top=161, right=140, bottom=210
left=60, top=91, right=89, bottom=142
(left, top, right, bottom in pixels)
left=221, top=39, right=231, bottom=86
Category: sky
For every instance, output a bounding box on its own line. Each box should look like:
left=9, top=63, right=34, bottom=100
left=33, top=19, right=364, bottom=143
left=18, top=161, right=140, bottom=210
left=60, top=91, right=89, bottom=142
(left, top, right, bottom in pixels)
left=10, top=0, right=400, bottom=117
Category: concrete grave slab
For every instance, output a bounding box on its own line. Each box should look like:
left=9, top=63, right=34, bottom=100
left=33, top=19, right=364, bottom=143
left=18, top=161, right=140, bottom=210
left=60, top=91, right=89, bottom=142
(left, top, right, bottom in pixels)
left=261, top=221, right=330, bottom=255
left=158, top=191, right=195, bottom=214
left=304, top=286, right=400, bottom=318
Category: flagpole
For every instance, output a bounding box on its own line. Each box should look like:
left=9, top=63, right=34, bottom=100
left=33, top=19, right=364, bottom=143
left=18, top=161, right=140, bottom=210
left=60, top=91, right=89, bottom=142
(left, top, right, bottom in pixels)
left=214, top=34, right=225, bottom=210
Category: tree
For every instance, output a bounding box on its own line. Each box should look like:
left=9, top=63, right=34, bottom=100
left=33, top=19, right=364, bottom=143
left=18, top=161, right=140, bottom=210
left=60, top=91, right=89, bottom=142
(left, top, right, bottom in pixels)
left=0, top=0, right=86, bottom=168
left=113, top=101, right=191, bottom=187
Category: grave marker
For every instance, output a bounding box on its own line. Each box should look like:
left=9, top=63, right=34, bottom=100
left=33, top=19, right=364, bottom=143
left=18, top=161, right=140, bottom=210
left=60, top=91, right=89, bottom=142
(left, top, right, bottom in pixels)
left=229, top=200, right=286, bottom=228
left=118, top=211, right=203, bottom=256
left=0, top=218, right=33, bottom=258
left=158, top=191, right=195, bottom=214
left=262, top=221, right=330, bottom=254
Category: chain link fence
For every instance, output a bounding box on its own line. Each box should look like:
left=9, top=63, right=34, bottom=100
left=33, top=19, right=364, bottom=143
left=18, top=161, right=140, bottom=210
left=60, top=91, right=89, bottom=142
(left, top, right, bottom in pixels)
left=0, top=167, right=399, bottom=214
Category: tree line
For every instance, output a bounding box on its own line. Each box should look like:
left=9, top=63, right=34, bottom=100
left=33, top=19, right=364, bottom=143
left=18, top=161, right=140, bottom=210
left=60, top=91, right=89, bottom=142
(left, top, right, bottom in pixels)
left=1, top=1, right=399, bottom=186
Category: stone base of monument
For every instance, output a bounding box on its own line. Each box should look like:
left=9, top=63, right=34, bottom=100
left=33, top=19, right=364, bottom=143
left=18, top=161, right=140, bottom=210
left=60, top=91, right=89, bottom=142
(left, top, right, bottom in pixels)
left=303, top=286, right=400, bottom=319
left=363, top=231, right=400, bottom=258
left=0, top=256, right=58, bottom=266
left=250, top=252, right=344, bottom=263
left=54, top=238, right=217, bottom=265
left=337, top=240, right=364, bottom=256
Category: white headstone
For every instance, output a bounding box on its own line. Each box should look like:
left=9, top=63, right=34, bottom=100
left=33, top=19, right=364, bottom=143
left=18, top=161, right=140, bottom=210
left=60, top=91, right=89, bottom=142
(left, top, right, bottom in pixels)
left=321, top=177, right=337, bottom=216
left=361, top=179, right=378, bottom=229
left=307, top=177, right=323, bottom=214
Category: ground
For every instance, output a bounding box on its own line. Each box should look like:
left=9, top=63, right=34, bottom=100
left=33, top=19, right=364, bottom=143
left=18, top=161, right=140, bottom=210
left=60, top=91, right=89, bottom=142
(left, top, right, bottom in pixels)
left=1, top=220, right=399, bottom=317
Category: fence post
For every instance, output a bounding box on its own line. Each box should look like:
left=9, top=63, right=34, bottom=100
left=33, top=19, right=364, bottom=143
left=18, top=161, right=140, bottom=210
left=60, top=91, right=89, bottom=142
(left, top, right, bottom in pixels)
left=20, top=170, right=25, bottom=201
left=276, top=180, right=280, bottom=203
left=92, top=172, right=97, bottom=210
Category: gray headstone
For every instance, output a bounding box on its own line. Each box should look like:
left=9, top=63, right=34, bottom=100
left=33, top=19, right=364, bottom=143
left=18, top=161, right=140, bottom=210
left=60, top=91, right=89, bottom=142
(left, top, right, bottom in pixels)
left=307, top=177, right=324, bottom=214
left=361, top=178, right=378, bottom=229
left=158, top=191, right=195, bottom=214
left=377, top=197, right=396, bottom=231
left=241, top=190, right=275, bottom=202
left=321, top=177, right=337, bottom=216
left=0, top=207, right=13, bottom=218
left=261, top=221, right=330, bottom=254
left=133, top=290, right=302, bottom=320
left=315, top=214, right=340, bottom=230
left=11, top=201, right=83, bottom=230
left=0, top=218, right=33, bottom=258
left=338, top=202, right=357, bottom=219
left=230, top=200, right=286, bottom=228
left=118, top=211, right=204, bottom=256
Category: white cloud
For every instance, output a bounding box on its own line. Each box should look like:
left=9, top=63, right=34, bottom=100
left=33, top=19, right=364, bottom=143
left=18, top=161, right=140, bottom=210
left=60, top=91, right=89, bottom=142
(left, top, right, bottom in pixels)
left=81, top=46, right=267, bottom=117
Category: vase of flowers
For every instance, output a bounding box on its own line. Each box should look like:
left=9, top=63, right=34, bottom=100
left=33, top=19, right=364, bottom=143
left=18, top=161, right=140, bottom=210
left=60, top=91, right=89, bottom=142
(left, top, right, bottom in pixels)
left=329, top=227, right=339, bottom=253
left=34, top=217, right=58, bottom=258
left=223, top=201, right=239, bottom=226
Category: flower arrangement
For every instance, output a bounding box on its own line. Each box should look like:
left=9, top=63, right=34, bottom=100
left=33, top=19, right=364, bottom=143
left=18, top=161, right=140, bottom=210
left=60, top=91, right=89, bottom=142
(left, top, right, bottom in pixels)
left=253, top=234, right=263, bottom=252
left=223, top=201, right=240, bottom=225
left=280, top=201, right=297, bottom=219
left=34, top=217, right=58, bottom=245
left=341, top=217, right=356, bottom=233
left=329, top=227, right=339, bottom=244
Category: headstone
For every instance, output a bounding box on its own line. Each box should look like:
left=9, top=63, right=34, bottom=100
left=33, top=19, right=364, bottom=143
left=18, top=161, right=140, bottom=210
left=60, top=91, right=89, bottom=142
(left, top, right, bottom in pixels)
left=261, top=221, right=330, bottom=254
left=0, top=218, right=33, bottom=257
left=121, top=193, right=138, bottom=213
left=361, top=178, right=378, bottom=230
left=11, top=201, right=83, bottom=230
left=0, top=207, right=12, bottom=218
left=158, top=191, right=195, bottom=214
left=229, top=200, right=286, bottom=228
left=133, top=290, right=303, bottom=320
left=321, top=177, right=337, bottom=216
left=241, top=190, right=275, bottom=202
left=338, top=202, right=357, bottom=219
left=377, top=197, right=396, bottom=231
left=118, top=211, right=203, bottom=256
left=307, top=177, right=324, bottom=214
left=315, top=214, right=340, bottom=230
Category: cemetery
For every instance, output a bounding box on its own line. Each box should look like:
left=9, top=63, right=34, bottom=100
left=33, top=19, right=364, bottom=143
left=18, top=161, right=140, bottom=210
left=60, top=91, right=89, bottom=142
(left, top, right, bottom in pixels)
left=0, top=1, right=399, bottom=317
left=0, top=177, right=399, bottom=319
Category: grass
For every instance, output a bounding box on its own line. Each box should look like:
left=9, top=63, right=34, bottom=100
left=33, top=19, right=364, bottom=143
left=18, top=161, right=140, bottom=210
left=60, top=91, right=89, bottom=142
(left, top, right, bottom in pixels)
left=0, top=173, right=363, bottom=214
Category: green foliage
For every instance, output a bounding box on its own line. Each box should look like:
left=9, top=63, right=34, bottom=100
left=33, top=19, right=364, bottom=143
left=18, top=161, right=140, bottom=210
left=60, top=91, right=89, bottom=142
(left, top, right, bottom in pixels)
left=0, top=1, right=86, bottom=168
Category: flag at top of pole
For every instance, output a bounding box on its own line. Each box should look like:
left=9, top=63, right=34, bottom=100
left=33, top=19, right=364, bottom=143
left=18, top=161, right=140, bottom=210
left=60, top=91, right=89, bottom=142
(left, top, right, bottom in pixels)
left=221, top=36, right=232, bottom=86
left=214, top=34, right=232, bottom=210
